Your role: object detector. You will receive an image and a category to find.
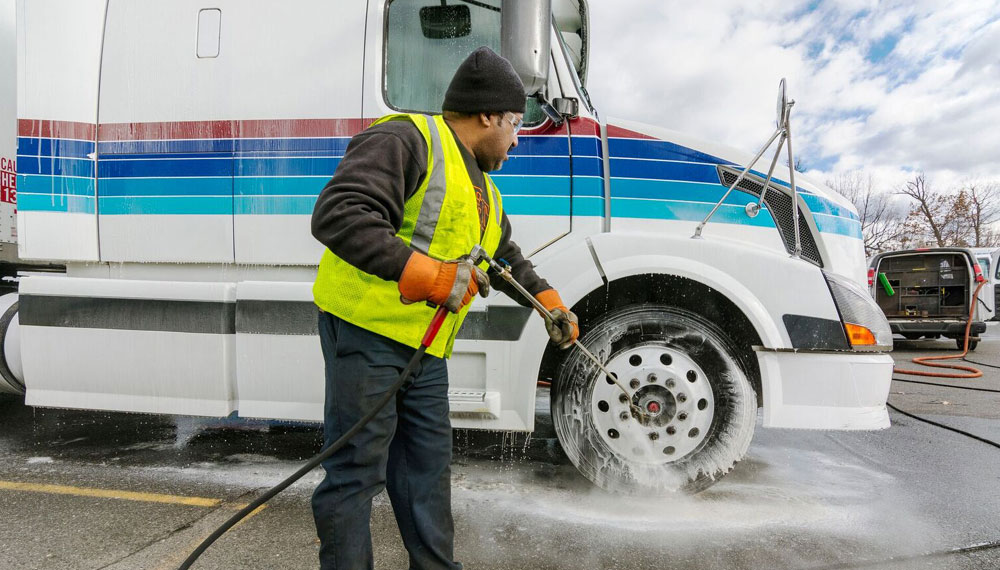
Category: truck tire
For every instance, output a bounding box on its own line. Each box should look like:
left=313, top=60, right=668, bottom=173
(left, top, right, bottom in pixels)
left=551, top=305, right=756, bottom=495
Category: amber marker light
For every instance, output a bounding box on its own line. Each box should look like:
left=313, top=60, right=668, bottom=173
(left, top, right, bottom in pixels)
left=844, top=323, right=876, bottom=346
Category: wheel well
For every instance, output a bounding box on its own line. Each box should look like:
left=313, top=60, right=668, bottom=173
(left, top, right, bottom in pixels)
left=538, top=274, right=764, bottom=406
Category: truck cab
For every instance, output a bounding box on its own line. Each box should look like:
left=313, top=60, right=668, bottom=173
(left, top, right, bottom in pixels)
left=8, top=0, right=894, bottom=493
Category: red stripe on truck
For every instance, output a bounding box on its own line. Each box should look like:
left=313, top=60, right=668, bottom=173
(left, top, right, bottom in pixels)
left=18, top=116, right=605, bottom=142
left=18, top=119, right=97, bottom=141
left=97, top=118, right=376, bottom=141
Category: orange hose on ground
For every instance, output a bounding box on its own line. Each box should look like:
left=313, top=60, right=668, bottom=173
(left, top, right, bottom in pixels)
left=893, top=280, right=986, bottom=379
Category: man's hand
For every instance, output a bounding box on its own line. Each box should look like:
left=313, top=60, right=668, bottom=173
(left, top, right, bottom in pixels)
left=398, top=252, right=490, bottom=313
left=535, top=289, right=579, bottom=349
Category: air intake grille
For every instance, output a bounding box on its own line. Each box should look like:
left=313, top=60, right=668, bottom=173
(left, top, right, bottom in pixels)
left=718, top=167, right=823, bottom=267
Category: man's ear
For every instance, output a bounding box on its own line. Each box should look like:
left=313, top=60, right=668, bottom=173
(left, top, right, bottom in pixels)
left=478, top=113, right=493, bottom=128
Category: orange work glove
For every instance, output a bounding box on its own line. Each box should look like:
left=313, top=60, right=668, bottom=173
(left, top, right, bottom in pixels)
left=535, top=289, right=579, bottom=349
left=398, top=252, right=490, bottom=313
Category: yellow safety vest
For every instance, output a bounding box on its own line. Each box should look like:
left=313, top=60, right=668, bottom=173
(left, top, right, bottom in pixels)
left=313, top=113, right=505, bottom=358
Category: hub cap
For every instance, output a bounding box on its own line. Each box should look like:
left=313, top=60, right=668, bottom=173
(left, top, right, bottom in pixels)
left=590, top=344, right=715, bottom=463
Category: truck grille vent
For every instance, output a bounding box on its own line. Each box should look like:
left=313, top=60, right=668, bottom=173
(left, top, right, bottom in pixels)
left=718, top=167, right=823, bottom=267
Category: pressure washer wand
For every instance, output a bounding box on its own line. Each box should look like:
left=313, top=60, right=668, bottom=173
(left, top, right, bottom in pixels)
left=177, top=306, right=450, bottom=570
left=469, top=246, right=644, bottom=419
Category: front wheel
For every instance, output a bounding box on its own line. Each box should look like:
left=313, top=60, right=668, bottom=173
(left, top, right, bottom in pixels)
left=551, top=305, right=757, bottom=495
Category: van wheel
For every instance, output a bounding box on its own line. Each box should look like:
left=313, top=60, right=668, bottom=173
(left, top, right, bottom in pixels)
left=551, top=305, right=756, bottom=495
left=958, top=338, right=979, bottom=351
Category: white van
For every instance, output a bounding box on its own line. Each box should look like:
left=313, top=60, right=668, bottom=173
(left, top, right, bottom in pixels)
left=869, top=248, right=994, bottom=350
left=970, top=247, right=999, bottom=322
left=5, top=0, right=893, bottom=493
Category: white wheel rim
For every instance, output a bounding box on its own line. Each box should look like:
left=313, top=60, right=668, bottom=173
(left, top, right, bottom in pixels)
left=589, top=343, right=715, bottom=464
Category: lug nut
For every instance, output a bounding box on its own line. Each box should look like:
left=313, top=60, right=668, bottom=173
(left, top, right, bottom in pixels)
left=649, top=432, right=659, bottom=441
left=619, top=394, right=629, bottom=404
left=677, top=393, right=687, bottom=403
left=620, top=411, right=630, bottom=421
left=629, top=379, right=640, bottom=390
left=666, top=379, right=676, bottom=389
left=647, top=373, right=658, bottom=383
left=678, top=412, right=688, bottom=421
left=666, top=426, right=676, bottom=435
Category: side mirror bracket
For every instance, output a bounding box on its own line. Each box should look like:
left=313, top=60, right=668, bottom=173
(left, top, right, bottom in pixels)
left=536, top=96, right=579, bottom=127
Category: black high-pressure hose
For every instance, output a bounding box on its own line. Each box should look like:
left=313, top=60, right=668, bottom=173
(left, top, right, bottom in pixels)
left=886, top=401, right=1000, bottom=450
left=177, top=306, right=450, bottom=570
left=965, top=358, right=1000, bottom=370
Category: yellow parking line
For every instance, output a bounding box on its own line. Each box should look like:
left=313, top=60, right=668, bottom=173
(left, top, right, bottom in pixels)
left=152, top=503, right=269, bottom=570
left=231, top=503, right=268, bottom=529
left=0, top=480, right=221, bottom=507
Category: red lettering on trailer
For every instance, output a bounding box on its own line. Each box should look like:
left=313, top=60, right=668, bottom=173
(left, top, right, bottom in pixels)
left=0, top=157, right=16, bottom=209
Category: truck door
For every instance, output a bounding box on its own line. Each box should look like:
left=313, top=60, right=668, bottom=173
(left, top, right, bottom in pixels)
left=97, top=2, right=235, bottom=263
left=365, top=0, right=572, bottom=255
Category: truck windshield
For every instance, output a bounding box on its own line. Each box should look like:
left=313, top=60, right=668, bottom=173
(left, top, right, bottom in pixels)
left=385, top=0, right=501, bottom=113
left=384, top=0, right=546, bottom=124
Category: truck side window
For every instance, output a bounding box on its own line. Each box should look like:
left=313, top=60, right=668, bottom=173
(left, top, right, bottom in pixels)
left=385, top=0, right=542, bottom=124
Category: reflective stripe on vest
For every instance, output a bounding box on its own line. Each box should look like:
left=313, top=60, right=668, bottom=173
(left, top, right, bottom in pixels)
left=410, top=117, right=446, bottom=254
left=312, top=113, right=505, bottom=358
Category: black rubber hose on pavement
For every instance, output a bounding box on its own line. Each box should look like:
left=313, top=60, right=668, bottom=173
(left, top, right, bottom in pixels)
left=178, top=307, right=450, bottom=570
left=964, top=358, right=1000, bottom=370
left=885, top=402, right=1000, bottom=451
left=892, top=377, right=1000, bottom=394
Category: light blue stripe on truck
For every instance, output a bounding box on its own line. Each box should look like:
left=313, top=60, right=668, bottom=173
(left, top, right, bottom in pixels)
left=100, top=196, right=233, bottom=216
left=15, top=133, right=862, bottom=239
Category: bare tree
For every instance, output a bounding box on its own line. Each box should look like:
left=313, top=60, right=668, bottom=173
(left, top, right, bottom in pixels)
left=898, top=173, right=949, bottom=247
left=966, top=182, right=1000, bottom=247
left=827, top=171, right=905, bottom=256
left=939, top=189, right=972, bottom=247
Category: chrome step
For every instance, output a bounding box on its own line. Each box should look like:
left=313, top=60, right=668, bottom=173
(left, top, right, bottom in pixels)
left=447, top=389, right=501, bottom=418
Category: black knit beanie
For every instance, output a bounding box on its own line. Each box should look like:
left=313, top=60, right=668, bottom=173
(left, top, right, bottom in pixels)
left=443, top=46, right=526, bottom=114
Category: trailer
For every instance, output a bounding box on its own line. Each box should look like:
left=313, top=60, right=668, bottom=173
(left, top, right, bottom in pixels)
left=5, top=0, right=894, bottom=493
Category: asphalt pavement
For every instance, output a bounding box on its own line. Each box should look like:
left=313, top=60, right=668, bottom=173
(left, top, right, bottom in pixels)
left=1, top=323, right=999, bottom=569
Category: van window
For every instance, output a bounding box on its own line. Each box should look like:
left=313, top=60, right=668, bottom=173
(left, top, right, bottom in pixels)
left=384, top=0, right=542, bottom=123
left=978, top=256, right=991, bottom=280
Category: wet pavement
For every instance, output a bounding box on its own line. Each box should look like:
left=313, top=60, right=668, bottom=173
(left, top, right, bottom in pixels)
left=0, top=323, right=999, bottom=569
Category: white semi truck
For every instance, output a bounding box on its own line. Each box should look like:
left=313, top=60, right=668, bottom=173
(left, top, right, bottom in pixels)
left=0, top=0, right=21, bottom=292
left=4, top=0, right=893, bottom=493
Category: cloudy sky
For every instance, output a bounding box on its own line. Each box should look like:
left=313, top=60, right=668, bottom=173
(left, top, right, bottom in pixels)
left=586, top=0, right=1000, bottom=192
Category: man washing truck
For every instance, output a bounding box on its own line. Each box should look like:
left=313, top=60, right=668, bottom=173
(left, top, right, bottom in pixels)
left=309, top=47, right=579, bottom=570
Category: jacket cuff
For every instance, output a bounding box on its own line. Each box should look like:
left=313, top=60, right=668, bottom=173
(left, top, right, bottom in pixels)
left=535, top=289, right=567, bottom=312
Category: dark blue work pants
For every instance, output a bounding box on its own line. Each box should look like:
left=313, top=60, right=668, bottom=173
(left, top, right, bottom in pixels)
left=312, top=311, right=462, bottom=570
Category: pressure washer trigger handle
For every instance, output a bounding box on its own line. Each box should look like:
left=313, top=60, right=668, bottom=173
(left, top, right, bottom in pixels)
left=468, top=244, right=487, bottom=266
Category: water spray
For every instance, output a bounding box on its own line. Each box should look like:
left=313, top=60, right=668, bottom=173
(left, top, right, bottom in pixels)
left=468, top=245, right=647, bottom=421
